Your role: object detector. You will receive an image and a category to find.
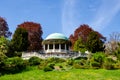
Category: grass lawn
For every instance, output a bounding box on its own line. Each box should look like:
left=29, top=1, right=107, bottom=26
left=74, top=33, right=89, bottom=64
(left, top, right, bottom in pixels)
left=0, top=67, right=120, bottom=80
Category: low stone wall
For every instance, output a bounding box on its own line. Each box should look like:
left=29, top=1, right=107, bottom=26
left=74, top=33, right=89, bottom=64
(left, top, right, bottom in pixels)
left=22, top=51, right=88, bottom=59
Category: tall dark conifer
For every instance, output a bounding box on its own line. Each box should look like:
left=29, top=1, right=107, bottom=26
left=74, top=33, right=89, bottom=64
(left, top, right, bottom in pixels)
left=11, top=28, right=29, bottom=52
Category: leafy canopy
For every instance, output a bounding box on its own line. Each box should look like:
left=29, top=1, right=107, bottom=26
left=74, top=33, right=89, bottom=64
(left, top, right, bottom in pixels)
left=0, top=16, right=12, bottom=38
left=86, top=31, right=104, bottom=53
left=0, top=36, right=9, bottom=54
left=73, top=38, right=86, bottom=53
left=18, top=22, right=43, bottom=51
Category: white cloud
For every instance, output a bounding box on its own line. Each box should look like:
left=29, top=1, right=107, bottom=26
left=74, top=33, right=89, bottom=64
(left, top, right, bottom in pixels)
left=61, top=0, right=77, bottom=37
left=90, top=0, right=120, bottom=31
left=62, top=0, right=120, bottom=37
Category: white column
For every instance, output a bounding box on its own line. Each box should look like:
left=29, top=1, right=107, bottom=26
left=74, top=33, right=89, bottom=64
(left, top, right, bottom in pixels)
left=65, top=44, right=67, bottom=53
left=48, top=44, right=49, bottom=50
left=53, top=44, right=55, bottom=52
left=59, top=44, right=61, bottom=52
left=46, top=44, right=49, bottom=53
left=65, top=44, right=66, bottom=50
left=43, top=45, right=45, bottom=50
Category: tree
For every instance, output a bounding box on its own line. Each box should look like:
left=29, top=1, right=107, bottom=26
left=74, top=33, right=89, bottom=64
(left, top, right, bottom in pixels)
left=0, top=52, right=7, bottom=74
left=0, top=36, right=9, bottom=54
left=73, top=38, right=86, bottom=53
left=18, top=22, right=43, bottom=51
left=11, top=28, right=29, bottom=52
left=105, top=32, right=120, bottom=54
left=104, top=32, right=120, bottom=60
left=0, top=16, right=12, bottom=38
left=86, top=31, right=104, bottom=53
left=114, top=43, right=120, bottom=60
left=69, top=24, right=106, bottom=49
left=0, top=36, right=8, bottom=72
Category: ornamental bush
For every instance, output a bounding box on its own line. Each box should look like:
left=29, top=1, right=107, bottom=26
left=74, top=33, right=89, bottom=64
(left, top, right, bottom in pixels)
left=66, top=59, right=74, bottom=66
left=73, top=63, right=83, bottom=69
left=48, top=63, right=55, bottom=69
left=114, top=61, right=120, bottom=69
left=38, top=60, right=48, bottom=70
left=29, top=56, right=42, bottom=66
left=3, top=57, right=27, bottom=74
left=47, top=57, right=66, bottom=63
left=103, top=58, right=115, bottom=70
left=90, top=61, right=100, bottom=69
left=0, top=53, right=7, bottom=75
left=43, top=66, right=53, bottom=72
left=89, top=52, right=106, bottom=68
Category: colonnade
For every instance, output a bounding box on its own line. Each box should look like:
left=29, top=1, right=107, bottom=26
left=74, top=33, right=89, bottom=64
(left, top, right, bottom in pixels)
left=43, top=43, right=69, bottom=53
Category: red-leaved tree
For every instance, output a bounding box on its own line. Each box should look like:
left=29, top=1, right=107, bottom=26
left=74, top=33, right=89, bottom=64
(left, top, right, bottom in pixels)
left=18, top=22, right=43, bottom=51
left=69, top=24, right=106, bottom=49
left=0, top=16, right=12, bottom=38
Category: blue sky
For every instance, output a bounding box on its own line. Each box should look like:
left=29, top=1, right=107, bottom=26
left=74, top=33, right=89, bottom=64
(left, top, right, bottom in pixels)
left=0, top=0, right=120, bottom=40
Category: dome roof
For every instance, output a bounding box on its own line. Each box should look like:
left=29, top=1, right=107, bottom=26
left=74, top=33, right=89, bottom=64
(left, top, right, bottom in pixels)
left=45, top=33, right=68, bottom=40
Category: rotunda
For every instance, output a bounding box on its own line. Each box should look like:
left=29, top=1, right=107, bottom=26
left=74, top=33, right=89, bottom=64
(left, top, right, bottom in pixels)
left=42, top=33, right=71, bottom=54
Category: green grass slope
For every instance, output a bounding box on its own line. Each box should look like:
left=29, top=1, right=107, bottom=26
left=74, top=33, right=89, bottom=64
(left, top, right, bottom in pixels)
left=0, top=67, right=120, bottom=80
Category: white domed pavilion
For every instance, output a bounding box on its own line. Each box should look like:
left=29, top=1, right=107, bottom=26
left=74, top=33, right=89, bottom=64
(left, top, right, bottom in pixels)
left=22, top=33, right=88, bottom=59
left=42, top=33, right=71, bottom=54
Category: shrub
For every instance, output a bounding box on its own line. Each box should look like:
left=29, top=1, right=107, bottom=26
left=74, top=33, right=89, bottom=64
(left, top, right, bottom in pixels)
left=79, top=59, right=87, bottom=65
left=47, top=57, right=66, bottom=63
left=0, top=53, right=7, bottom=75
left=6, top=51, right=22, bottom=57
left=0, top=53, right=7, bottom=64
left=66, top=59, right=74, bottom=66
left=3, top=57, right=27, bottom=74
left=103, top=58, right=115, bottom=70
left=90, top=61, right=100, bottom=69
left=73, top=59, right=89, bottom=69
left=114, top=61, right=120, bottom=69
left=103, top=62, right=114, bottom=70
left=74, top=57, right=87, bottom=60
left=14, top=52, right=22, bottom=57
left=59, top=65, right=63, bottom=68
left=89, top=52, right=106, bottom=68
left=38, top=60, right=48, bottom=70
left=114, top=48, right=120, bottom=61
left=29, top=56, right=42, bottom=66
left=43, top=66, right=53, bottom=72
left=48, top=63, right=55, bottom=69
left=73, top=63, right=83, bottom=69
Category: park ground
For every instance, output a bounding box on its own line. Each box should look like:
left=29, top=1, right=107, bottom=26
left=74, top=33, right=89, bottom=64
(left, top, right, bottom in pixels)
left=0, top=66, right=120, bottom=80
